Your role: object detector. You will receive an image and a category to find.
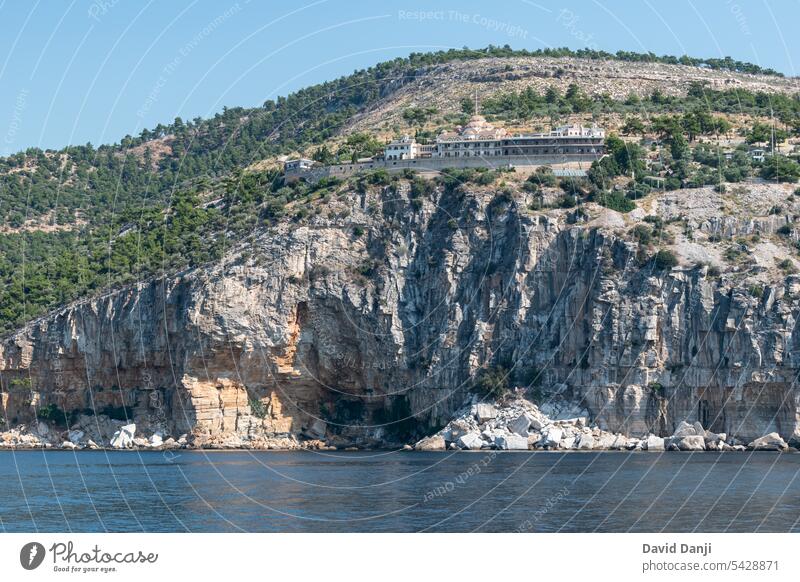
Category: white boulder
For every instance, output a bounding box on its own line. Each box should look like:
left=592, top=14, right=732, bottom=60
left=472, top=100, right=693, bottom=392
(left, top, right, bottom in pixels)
left=109, top=424, right=136, bottom=449
left=508, top=414, right=532, bottom=437
left=610, top=435, right=629, bottom=450
left=576, top=433, right=595, bottom=450
left=644, top=435, right=665, bottom=451
left=415, top=435, right=446, bottom=451
left=475, top=403, right=498, bottom=423
left=541, top=426, right=563, bottom=448
left=748, top=433, right=788, bottom=451
left=306, top=419, right=327, bottom=439
left=675, top=435, right=706, bottom=451
left=457, top=432, right=484, bottom=450
left=672, top=421, right=697, bottom=438
left=495, top=434, right=529, bottom=450
left=704, top=431, right=726, bottom=446
left=595, top=432, right=617, bottom=449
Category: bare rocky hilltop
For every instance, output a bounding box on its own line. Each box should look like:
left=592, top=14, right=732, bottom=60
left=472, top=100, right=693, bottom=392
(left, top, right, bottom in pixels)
left=342, top=55, right=800, bottom=138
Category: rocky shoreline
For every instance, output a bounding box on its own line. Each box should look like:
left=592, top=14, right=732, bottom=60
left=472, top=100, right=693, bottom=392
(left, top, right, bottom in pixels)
left=1, top=397, right=793, bottom=453
left=412, top=398, right=795, bottom=453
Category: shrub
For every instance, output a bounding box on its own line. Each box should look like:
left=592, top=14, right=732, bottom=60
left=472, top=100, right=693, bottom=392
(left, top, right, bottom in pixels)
left=36, top=403, right=67, bottom=425
left=472, top=366, right=510, bottom=399
left=410, top=178, right=431, bottom=197
left=475, top=171, right=497, bottom=186
left=8, top=377, right=32, bottom=392
left=527, top=167, right=556, bottom=188
left=632, top=224, right=653, bottom=245
left=761, top=155, right=800, bottom=183
left=559, top=177, right=589, bottom=194
left=778, top=258, right=797, bottom=273
left=367, top=169, right=390, bottom=185
left=558, top=194, right=577, bottom=208
left=654, top=249, right=678, bottom=270
left=352, top=226, right=365, bottom=237
left=249, top=398, right=267, bottom=419
left=596, top=191, right=636, bottom=213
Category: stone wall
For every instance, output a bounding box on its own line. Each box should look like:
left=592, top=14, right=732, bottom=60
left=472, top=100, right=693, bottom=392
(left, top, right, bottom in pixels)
left=286, top=153, right=602, bottom=184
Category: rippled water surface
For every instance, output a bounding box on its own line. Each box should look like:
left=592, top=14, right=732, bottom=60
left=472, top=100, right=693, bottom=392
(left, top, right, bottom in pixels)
left=0, top=450, right=798, bottom=532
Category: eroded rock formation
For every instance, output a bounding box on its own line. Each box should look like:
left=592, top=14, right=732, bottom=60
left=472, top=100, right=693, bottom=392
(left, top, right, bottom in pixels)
left=1, top=181, right=799, bottom=447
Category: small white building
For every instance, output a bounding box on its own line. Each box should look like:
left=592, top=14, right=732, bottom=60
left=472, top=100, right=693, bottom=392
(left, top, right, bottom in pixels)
left=384, top=135, right=420, bottom=160
left=284, top=158, right=316, bottom=171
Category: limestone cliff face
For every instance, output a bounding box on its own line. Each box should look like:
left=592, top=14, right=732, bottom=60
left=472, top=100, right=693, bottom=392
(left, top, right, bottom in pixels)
left=1, top=182, right=799, bottom=446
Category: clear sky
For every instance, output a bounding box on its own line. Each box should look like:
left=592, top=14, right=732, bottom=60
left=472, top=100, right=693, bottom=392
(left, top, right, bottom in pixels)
left=0, top=0, right=798, bottom=155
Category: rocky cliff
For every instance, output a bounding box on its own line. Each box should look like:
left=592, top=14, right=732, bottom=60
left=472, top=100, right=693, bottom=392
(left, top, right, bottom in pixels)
left=2, top=179, right=799, bottom=448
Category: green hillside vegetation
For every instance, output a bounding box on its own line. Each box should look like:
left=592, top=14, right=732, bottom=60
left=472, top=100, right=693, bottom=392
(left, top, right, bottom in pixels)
left=0, top=47, right=795, bottom=334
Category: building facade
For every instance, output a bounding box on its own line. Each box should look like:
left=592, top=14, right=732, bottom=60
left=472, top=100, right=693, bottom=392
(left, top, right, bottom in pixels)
left=283, top=118, right=605, bottom=182
left=390, top=117, right=605, bottom=160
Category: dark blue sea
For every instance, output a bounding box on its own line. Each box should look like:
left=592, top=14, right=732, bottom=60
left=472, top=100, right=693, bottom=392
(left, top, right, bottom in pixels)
left=0, top=450, right=798, bottom=532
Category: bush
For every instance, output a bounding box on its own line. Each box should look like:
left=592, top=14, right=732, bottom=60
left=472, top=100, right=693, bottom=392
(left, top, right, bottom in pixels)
left=367, top=169, right=390, bottom=185
left=778, top=258, right=797, bottom=273
left=36, top=403, right=67, bottom=425
left=558, top=194, right=577, bottom=208
left=632, top=224, right=653, bottom=245
left=249, top=398, right=267, bottom=419
left=596, top=191, right=636, bottom=213
left=8, top=377, right=32, bottom=392
left=761, top=155, right=800, bottom=183
left=559, top=177, right=589, bottom=194
left=527, top=167, right=556, bottom=188
left=475, top=171, right=498, bottom=185
left=410, top=177, right=435, bottom=198
left=352, top=226, right=365, bottom=237
left=473, top=366, right=510, bottom=399
left=654, top=249, right=678, bottom=270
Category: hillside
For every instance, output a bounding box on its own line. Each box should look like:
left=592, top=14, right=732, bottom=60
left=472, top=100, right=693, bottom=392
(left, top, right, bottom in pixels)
left=0, top=48, right=797, bottom=334
left=1, top=48, right=800, bottom=451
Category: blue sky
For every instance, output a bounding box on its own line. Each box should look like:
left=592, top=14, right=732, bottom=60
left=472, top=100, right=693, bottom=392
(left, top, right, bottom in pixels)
left=1, top=0, right=798, bottom=155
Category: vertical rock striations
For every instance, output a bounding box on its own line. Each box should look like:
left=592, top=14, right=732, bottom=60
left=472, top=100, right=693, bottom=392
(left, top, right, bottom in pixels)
left=1, top=183, right=798, bottom=447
